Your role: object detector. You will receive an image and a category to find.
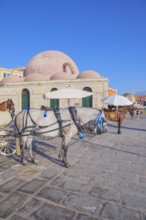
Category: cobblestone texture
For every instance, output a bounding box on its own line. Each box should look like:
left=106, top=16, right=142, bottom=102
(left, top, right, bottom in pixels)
left=0, top=114, right=146, bottom=219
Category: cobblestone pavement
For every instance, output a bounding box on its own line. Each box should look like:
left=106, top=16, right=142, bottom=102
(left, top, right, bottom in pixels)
left=0, top=114, right=146, bottom=220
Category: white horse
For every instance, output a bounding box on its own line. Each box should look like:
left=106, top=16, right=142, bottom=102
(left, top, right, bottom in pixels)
left=14, top=107, right=99, bottom=167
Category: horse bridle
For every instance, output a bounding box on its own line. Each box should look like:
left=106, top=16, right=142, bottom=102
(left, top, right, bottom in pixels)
left=7, top=100, right=15, bottom=118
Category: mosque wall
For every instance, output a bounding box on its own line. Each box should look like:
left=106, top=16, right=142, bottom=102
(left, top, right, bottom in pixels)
left=0, top=78, right=108, bottom=113
left=0, top=50, right=109, bottom=112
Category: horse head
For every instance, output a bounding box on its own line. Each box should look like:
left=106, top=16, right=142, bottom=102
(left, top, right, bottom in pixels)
left=128, top=105, right=134, bottom=117
left=7, top=99, right=15, bottom=115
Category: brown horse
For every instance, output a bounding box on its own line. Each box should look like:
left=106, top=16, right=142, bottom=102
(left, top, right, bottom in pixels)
left=103, top=106, right=133, bottom=134
left=0, top=99, right=15, bottom=117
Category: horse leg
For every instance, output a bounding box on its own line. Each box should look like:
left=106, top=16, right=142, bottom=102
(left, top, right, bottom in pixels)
left=58, top=125, right=76, bottom=168
left=118, top=119, right=121, bottom=134
left=58, top=136, right=65, bottom=161
left=58, top=136, right=70, bottom=168
left=26, top=136, right=39, bottom=165
left=61, top=135, right=71, bottom=168
left=62, top=144, right=70, bottom=168
left=20, top=136, right=27, bottom=165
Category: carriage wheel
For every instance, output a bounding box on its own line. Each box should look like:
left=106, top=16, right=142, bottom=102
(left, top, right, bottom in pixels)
left=85, top=130, right=96, bottom=138
left=0, top=140, right=16, bottom=156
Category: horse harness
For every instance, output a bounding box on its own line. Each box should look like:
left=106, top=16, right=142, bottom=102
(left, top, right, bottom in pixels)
left=14, top=107, right=82, bottom=137
left=41, top=105, right=82, bottom=136
left=14, top=108, right=67, bottom=137
left=53, top=107, right=64, bottom=137
left=68, top=106, right=83, bottom=132
left=53, top=106, right=83, bottom=136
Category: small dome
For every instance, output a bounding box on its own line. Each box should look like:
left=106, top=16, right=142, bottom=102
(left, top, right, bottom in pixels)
left=24, top=73, right=49, bottom=82
left=1, top=75, right=25, bottom=83
left=77, top=70, right=101, bottom=79
left=50, top=72, right=73, bottom=80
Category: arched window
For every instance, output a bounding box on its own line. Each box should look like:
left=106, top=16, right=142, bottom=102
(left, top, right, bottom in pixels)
left=21, top=89, right=30, bottom=110
left=50, top=88, right=59, bottom=108
left=82, top=87, right=92, bottom=107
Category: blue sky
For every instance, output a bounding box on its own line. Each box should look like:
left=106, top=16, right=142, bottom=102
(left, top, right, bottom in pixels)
left=0, top=0, right=146, bottom=95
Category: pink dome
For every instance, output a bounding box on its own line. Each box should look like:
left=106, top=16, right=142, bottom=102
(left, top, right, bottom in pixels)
left=50, top=72, right=73, bottom=80
left=24, top=73, right=49, bottom=82
left=77, top=70, right=101, bottom=79
left=24, top=50, right=79, bottom=79
left=1, top=75, right=25, bottom=83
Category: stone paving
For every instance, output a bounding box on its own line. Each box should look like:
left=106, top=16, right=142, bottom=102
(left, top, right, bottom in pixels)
left=0, top=114, right=146, bottom=220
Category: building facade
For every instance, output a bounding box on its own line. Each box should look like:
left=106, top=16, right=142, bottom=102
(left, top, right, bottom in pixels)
left=0, top=67, right=23, bottom=81
left=135, top=96, right=146, bottom=106
left=0, top=50, right=108, bottom=113
left=108, top=88, right=117, bottom=96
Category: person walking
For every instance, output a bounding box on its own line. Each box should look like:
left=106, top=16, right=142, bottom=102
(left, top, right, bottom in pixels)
left=136, top=109, right=140, bottom=119
left=96, top=110, right=103, bottom=133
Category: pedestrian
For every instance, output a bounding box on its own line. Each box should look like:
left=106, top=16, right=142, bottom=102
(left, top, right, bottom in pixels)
left=96, top=110, right=103, bottom=133
left=136, top=109, right=140, bottom=119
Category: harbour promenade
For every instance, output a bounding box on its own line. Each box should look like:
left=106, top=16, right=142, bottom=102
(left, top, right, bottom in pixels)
left=0, top=114, right=146, bottom=220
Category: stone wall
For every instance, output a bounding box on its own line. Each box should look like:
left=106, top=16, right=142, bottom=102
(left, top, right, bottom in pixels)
left=0, top=78, right=108, bottom=113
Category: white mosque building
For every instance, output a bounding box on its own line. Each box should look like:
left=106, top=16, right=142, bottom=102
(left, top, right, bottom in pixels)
left=0, top=50, right=108, bottom=113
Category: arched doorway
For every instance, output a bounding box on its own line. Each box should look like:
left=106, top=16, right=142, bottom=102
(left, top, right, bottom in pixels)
left=82, top=87, right=92, bottom=107
left=50, top=88, right=59, bottom=108
left=22, top=89, right=30, bottom=110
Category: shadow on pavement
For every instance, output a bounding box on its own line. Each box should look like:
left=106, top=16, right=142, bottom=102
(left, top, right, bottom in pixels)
left=108, top=124, right=146, bottom=132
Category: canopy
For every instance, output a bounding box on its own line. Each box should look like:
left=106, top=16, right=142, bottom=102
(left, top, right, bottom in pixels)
left=102, top=94, right=133, bottom=106
left=45, top=88, right=93, bottom=99
left=133, top=103, right=144, bottom=109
